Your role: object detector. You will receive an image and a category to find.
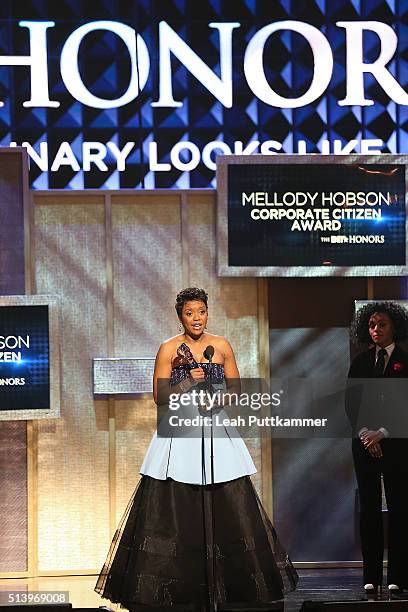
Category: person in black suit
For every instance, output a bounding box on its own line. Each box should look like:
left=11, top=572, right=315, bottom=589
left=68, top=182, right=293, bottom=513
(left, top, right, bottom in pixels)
left=347, top=301, right=408, bottom=595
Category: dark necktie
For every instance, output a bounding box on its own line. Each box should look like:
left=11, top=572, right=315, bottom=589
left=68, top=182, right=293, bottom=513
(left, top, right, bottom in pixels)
left=374, top=348, right=387, bottom=377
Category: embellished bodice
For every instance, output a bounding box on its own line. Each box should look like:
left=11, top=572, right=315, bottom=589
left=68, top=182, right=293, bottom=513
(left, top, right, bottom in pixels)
left=170, top=363, right=225, bottom=386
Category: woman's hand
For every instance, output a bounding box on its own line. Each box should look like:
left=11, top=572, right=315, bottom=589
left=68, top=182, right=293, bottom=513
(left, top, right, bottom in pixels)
left=189, top=367, right=205, bottom=385
left=367, top=442, right=383, bottom=458
left=360, top=429, right=384, bottom=457
left=360, top=429, right=385, bottom=446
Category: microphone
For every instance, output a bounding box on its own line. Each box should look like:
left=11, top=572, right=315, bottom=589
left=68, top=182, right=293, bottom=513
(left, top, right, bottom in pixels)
left=203, top=345, right=214, bottom=363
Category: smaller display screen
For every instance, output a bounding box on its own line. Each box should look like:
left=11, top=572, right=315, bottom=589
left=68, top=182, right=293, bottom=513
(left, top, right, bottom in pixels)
left=0, top=305, right=50, bottom=411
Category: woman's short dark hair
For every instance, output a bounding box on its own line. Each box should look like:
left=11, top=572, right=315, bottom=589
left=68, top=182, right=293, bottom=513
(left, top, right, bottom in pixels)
left=351, top=301, right=408, bottom=345
left=175, top=288, right=208, bottom=317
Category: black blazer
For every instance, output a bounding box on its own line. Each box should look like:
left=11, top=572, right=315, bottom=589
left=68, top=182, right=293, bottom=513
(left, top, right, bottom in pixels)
left=346, top=345, right=408, bottom=437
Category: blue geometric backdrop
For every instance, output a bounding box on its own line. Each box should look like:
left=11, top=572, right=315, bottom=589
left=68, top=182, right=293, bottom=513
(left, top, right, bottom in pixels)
left=0, top=0, right=406, bottom=188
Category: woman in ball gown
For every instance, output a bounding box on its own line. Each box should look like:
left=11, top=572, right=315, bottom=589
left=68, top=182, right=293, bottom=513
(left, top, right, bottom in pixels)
left=95, top=287, right=298, bottom=611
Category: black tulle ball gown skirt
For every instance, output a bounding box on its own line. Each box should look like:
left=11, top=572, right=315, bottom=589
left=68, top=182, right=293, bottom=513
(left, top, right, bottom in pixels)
left=95, top=474, right=298, bottom=611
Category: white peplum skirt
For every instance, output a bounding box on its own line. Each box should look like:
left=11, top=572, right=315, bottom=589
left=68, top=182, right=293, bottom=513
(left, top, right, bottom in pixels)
left=140, top=430, right=257, bottom=484
left=140, top=393, right=257, bottom=484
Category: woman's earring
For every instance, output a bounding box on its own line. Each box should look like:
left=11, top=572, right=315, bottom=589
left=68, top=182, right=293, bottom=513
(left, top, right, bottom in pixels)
left=179, top=323, right=183, bottom=332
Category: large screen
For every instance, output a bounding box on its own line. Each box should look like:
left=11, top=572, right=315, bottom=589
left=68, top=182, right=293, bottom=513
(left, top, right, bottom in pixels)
left=0, top=1, right=407, bottom=188
left=0, top=296, right=60, bottom=420
left=217, top=154, right=408, bottom=277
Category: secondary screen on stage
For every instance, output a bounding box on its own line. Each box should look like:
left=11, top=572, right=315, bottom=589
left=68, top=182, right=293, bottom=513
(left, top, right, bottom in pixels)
left=217, top=154, right=408, bottom=277
left=0, top=305, right=49, bottom=410
left=0, top=296, right=60, bottom=419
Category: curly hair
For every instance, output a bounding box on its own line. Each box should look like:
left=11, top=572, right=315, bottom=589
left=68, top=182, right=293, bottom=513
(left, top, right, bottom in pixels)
left=351, top=301, right=408, bottom=346
left=175, top=287, right=208, bottom=317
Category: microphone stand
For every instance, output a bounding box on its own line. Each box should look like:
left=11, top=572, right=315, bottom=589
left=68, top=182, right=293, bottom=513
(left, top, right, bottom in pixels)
left=177, top=343, right=212, bottom=609
left=178, top=342, right=218, bottom=610
left=207, top=353, right=217, bottom=612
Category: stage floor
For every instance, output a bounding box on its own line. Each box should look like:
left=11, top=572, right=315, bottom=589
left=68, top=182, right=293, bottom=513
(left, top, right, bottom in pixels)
left=0, top=569, right=407, bottom=610
left=285, top=568, right=407, bottom=610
